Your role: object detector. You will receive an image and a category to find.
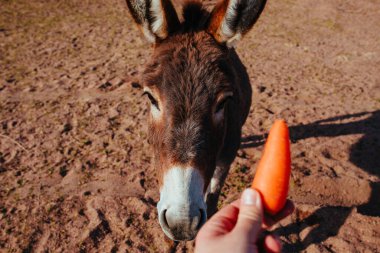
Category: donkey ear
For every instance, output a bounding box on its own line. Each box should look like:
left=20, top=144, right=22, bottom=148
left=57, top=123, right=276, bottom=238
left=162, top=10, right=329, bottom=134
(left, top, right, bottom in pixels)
left=207, top=0, right=266, bottom=46
left=126, top=0, right=180, bottom=43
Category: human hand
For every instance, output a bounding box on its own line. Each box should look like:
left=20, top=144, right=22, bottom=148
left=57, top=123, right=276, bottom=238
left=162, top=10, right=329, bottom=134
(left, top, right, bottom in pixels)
left=195, top=188, right=294, bottom=253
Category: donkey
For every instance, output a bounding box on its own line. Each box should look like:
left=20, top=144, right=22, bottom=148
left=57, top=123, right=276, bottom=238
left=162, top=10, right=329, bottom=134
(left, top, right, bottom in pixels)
left=126, top=0, right=266, bottom=241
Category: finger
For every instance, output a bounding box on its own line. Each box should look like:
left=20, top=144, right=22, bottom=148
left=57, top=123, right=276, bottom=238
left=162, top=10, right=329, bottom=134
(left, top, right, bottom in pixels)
left=233, top=188, right=263, bottom=241
left=264, top=234, right=282, bottom=253
left=197, top=202, right=239, bottom=238
left=263, top=200, right=295, bottom=229
left=229, top=199, right=240, bottom=208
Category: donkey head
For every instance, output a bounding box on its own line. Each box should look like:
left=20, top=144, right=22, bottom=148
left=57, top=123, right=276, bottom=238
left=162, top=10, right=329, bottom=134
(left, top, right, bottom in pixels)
left=126, top=0, right=266, bottom=241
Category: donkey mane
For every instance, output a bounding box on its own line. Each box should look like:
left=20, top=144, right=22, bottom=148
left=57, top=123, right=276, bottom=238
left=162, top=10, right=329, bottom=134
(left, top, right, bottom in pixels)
left=181, top=1, right=210, bottom=32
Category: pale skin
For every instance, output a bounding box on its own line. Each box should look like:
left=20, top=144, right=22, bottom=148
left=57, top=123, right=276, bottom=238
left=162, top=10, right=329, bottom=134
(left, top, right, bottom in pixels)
left=195, top=189, right=295, bottom=253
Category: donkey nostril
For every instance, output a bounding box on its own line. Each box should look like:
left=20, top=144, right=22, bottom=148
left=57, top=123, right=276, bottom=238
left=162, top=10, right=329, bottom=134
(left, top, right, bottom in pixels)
left=197, top=208, right=207, bottom=230
left=161, top=209, right=170, bottom=229
left=194, top=209, right=202, bottom=230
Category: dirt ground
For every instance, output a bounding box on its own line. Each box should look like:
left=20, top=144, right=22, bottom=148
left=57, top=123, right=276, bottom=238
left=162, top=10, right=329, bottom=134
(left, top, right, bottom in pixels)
left=0, top=0, right=379, bottom=252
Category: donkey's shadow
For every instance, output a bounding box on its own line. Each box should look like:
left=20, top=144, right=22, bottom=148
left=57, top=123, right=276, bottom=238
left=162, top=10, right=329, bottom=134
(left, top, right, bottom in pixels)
left=241, top=110, right=380, bottom=249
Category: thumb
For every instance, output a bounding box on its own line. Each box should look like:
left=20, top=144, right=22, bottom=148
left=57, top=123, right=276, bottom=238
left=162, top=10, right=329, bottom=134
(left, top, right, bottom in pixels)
left=233, top=188, right=263, bottom=242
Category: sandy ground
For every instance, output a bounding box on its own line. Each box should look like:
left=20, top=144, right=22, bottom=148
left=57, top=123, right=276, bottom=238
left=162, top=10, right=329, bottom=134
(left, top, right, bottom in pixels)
left=0, top=0, right=379, bottom=252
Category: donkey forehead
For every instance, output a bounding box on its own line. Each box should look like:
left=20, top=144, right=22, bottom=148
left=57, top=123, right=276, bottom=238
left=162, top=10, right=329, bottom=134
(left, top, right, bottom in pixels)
left=143, top=33, right=233, bottom=94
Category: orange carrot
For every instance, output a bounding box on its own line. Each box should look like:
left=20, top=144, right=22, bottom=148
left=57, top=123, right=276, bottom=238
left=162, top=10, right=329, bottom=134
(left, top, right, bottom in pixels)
left=252, top=120, right=291, bottom=215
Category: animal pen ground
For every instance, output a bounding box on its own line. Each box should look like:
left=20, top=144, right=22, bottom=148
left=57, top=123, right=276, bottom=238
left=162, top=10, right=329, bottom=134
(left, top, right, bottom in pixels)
left=0, top=0, right=379, bottom=252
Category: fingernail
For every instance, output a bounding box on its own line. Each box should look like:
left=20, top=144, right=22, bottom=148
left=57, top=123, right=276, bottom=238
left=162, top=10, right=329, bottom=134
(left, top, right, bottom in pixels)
left=242, top=188, right=261, bottom=207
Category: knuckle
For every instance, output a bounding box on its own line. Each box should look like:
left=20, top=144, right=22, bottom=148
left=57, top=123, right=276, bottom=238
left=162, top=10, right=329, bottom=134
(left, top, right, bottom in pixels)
left=239, top=210, right=262, bottom=223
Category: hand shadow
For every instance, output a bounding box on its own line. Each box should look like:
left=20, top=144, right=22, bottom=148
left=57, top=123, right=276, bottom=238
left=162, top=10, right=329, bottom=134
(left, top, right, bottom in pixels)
left=273, top=206, right=352, bottom=252
left=349, top=123, right=380, bottom=217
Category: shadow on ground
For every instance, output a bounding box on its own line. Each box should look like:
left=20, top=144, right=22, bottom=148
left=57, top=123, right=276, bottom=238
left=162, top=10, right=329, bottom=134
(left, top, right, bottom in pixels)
left=241, top=110, right=380, bottom=249
left=274, top=206, right=352, bottom=252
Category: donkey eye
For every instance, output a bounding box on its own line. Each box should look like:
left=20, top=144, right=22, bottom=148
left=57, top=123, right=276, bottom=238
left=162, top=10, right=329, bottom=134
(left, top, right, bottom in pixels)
left=215, top=97, right=231, bottom=113
left=143, top=91, right=160, bottom=110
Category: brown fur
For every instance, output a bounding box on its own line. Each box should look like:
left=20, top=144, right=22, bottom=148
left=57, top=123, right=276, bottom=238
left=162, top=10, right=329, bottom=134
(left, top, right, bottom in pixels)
left=141, top=8, right=252, bottom=189
left=207, top=0, right=230, bottom=41
left=160, top=0, right=180, bottom=34
left=126, top=0, right=265, bottom=238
